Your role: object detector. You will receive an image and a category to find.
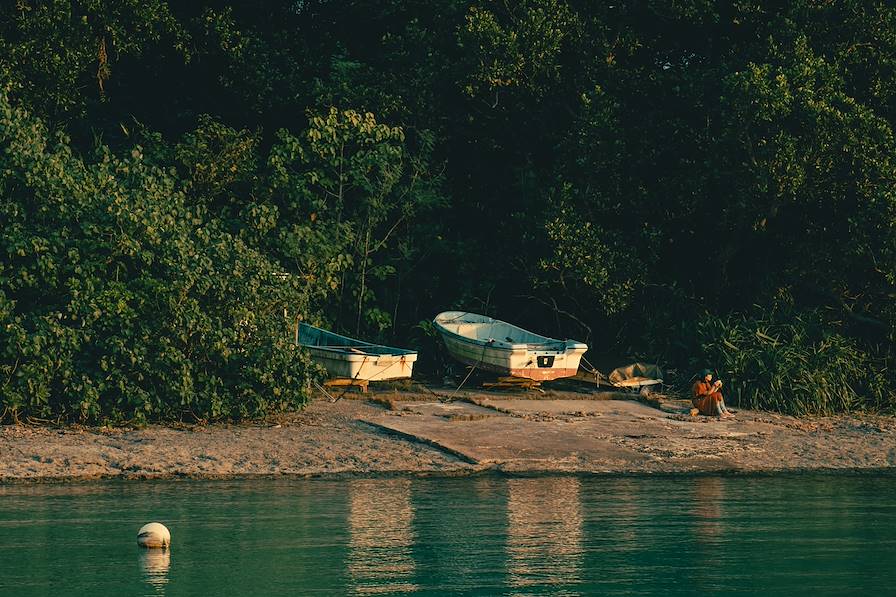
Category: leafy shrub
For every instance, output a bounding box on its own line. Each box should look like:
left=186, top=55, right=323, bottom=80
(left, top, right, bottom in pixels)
left=0, top=94, right=315, bottom=424
left=694, top=308, right=891, bottom=416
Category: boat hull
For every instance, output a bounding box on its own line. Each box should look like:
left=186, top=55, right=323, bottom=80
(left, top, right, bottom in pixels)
left=434, top=311, right=587, bottom=381
left=298, top=323, right=417, bottom=382
left=306, top=347, right=417, bottom=381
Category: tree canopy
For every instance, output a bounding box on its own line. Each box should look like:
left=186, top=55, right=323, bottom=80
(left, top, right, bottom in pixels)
left=2, top=0, right=895, bottom=421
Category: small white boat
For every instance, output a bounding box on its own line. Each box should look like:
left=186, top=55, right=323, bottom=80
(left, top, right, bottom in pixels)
left=297, top=323, right=417, bottom=381
left=433, top=311, right=588, bottom=381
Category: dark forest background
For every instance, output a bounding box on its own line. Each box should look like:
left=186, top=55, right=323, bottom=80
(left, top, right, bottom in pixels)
left=2, top=0, right=895, bottom=422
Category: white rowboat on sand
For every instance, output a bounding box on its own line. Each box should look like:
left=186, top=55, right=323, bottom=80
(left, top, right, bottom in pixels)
left=297, top=323, right=417, bottom=381
left=433, top=311, right=588, bottom=381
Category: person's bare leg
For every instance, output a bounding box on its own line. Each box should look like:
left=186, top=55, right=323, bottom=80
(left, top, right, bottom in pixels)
left=710, top=393, right=734, bottom=418
left=721, top=398, right=735, bottom=416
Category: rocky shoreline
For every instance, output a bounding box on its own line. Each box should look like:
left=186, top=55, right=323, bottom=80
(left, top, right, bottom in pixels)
left=3, top=388, right=896, bottom=482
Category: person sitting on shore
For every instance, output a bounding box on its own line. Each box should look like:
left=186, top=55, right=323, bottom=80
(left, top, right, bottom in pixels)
left=692, top=369, right=734, bottom=418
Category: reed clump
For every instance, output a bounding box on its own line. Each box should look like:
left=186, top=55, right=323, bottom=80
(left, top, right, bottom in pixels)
left=695, top=309, right=891, bottom=416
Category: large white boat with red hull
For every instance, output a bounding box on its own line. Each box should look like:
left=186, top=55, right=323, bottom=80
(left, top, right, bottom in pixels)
left=433, top=311, right=587, bottom=381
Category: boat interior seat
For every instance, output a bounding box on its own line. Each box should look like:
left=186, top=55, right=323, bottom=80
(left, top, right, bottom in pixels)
left=445, top=321, right=558, bottom=345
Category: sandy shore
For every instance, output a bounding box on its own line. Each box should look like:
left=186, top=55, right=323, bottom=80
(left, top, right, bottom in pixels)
left=3, top=387, right=896, bottom=482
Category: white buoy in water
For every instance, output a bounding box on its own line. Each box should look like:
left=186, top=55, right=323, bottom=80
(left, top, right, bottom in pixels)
left=137, top=522, right=171, bottom=549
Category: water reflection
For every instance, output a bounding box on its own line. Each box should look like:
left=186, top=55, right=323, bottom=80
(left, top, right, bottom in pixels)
left=138, top=549, right=170, bottom=595
left=3, top=476, right=895, bottom=596
left=692, top=477, right=725, bottom=541
left=506, top=477, right=583, bottom=594
left=347, top=479, right=418, bottom=595
left=602, top=478, right=642, bottom=555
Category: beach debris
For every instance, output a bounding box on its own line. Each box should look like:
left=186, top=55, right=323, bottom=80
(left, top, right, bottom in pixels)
left=482, top=376, right=544, bottom=391
left=608, top=362, right=664, bottom=389
left=137, top=522, right=171, bottom=549
left=573, top=362, right=664, bottom=392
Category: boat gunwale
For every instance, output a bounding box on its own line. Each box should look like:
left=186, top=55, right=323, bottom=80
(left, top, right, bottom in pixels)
left=305, top=346, right=418, bottom=361
left=298, top=324, right=417, bottom=359
left=432, top=311, right=587, bottom=353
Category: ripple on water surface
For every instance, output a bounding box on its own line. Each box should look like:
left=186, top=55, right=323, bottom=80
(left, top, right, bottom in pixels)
left=0, top=474, right=894, bottom=595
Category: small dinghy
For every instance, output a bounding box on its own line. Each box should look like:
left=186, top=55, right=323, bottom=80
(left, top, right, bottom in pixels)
left=297, top=323, right=417, bottom=381
left=433, top=311, right=588, bottom=381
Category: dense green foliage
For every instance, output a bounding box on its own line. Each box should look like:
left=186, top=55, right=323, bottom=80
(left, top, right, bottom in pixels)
left=695, top=299, right=889, bottom=415
left=0, top=95, right=315, bottom=423
left=2, top=1, right=895, bottom=421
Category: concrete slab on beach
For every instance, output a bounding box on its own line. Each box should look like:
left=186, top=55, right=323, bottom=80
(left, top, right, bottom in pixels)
left=3, top=389, right=896, bottom=481
left=358, top=394, right=896, bottom=475
left=361, top=400, right=652, bottom=471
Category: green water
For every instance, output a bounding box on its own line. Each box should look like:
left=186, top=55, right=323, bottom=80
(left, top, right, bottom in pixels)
left=1, top=475, right=893, bottom=596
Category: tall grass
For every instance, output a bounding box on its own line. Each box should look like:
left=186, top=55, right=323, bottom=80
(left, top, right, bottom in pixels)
left=695, top=310, right=891, bottom=416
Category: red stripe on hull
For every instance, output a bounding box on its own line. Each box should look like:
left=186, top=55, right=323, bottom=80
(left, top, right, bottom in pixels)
left=449, top=354, right=579, bottom=382
left=508, top=367, right=579, bottom=381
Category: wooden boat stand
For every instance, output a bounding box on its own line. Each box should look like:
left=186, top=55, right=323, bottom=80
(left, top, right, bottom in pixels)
left=323, top=378, right=369, bottom=394
left=482, top=376, right=543, bottom=392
